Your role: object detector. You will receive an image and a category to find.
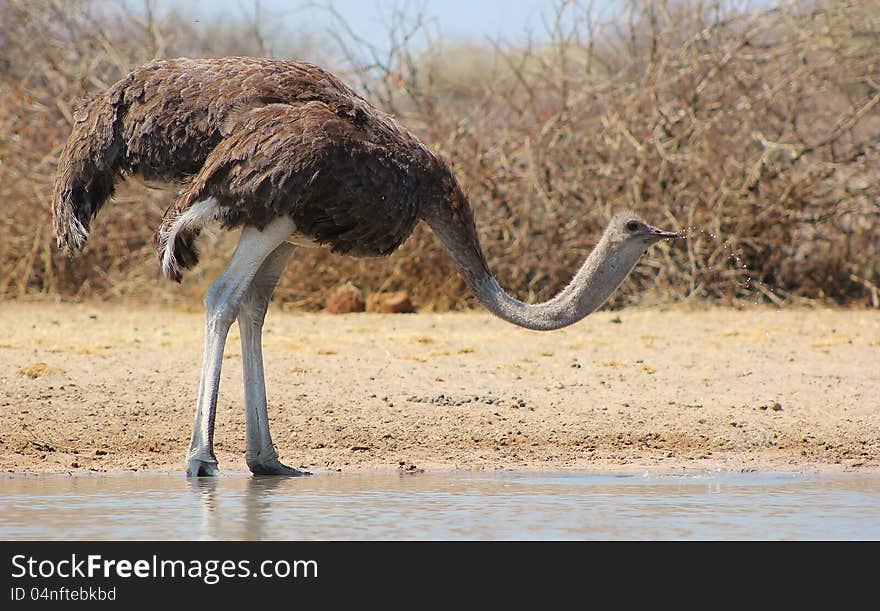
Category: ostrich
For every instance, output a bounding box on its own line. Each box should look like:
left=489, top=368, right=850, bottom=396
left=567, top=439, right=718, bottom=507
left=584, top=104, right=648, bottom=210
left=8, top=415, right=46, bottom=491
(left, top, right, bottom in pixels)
left=52, top=57, right=679, bottom=477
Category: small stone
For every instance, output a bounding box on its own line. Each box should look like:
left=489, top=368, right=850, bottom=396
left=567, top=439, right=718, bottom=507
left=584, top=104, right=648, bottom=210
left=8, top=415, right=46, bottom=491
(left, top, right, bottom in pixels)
left=771, top=402, right=783, bottom=411
left=325, top=282, right=365, bottom=313
left=398, top=462, right=423, bottom=473
left=366, top=290, right=415, bottom=313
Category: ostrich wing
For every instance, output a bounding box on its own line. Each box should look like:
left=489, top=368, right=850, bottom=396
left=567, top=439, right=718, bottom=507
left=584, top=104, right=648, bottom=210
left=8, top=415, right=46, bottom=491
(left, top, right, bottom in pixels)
left=159, top=100, right=423, bottom=265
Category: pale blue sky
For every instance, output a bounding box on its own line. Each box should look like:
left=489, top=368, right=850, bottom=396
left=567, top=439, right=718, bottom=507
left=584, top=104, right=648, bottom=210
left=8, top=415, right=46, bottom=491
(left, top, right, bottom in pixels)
left=156, top=0, right=773, bottom=63
left=163, top=0, right=617, bottom=52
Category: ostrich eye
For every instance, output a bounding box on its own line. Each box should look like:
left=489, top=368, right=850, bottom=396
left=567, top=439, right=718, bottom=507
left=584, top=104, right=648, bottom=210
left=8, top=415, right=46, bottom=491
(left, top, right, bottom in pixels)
left=625, top=220, right=640, bottom=232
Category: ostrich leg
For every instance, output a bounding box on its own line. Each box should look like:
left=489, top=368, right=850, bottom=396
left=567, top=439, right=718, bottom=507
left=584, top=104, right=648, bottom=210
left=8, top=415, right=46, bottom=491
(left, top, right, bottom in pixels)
left=186, top=216, right=296, bottom=477
left=237, top=242, right=309, bottom=476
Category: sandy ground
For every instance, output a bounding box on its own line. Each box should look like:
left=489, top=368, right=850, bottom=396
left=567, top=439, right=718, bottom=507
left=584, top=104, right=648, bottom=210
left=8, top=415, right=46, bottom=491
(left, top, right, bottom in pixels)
left=0, top=301, right=878, bottom=475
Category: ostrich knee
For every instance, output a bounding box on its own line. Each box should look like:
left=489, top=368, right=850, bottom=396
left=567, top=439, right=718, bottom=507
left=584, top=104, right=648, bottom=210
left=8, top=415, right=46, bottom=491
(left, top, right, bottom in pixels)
left=204, top=279, right=242, bottom=332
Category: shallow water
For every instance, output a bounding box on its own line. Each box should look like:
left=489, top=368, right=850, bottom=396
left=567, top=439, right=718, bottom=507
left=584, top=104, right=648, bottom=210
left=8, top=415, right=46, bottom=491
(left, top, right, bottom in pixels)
left=1, top=470, right=878, bottom=540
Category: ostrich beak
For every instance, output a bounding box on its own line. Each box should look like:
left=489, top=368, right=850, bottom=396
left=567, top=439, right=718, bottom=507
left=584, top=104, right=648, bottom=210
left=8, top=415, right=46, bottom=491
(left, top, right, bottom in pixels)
left=646, top=225, right=682, bottom=240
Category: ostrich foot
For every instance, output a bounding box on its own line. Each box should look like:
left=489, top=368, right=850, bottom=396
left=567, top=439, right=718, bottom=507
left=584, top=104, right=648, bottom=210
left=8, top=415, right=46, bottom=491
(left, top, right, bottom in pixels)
left=186, top=457, right=219, bottom=477
left=247, top=456, right=311, bottom=476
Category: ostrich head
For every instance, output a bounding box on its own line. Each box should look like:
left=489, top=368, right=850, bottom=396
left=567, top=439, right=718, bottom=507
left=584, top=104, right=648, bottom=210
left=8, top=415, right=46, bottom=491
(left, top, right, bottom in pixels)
left=603, top=210, right=680, bottom=261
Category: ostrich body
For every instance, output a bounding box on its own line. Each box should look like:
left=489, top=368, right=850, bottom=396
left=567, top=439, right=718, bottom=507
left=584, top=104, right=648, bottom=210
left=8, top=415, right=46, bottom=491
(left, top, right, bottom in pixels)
left=53, top=57, right=678, bottom=476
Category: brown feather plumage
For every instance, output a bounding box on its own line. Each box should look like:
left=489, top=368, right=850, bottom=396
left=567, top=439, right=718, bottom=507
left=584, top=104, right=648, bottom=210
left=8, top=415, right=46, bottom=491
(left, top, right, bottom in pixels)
left=51, top=57, right=486, bottom=279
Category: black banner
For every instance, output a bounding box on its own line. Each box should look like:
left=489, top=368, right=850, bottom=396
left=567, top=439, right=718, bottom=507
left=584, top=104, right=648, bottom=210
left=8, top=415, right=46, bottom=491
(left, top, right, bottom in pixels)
left=1, top=541, right=591, bottom=604
left=0, top=540, right=870, bottom=605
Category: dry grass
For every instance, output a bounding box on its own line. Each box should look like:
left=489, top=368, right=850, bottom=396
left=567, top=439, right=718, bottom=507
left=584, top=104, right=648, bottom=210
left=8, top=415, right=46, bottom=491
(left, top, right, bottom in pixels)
left=18, top=362, right=57, bottom=378
left=1, top=0, right=877, bottom=309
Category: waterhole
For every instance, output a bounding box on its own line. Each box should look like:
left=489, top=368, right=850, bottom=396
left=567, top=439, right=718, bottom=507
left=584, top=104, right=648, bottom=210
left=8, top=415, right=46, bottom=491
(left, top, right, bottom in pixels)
left=2, top=470, right=878, bottom=540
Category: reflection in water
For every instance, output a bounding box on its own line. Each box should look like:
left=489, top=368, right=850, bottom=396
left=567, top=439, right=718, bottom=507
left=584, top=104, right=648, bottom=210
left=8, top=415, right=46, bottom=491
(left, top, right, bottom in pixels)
left=190, top=477, right=220, bottom=541
left=2, top=471, right=880, bottom=540
left=190, top=476, right=289, bottom=540
left=243, top=477, right=281, bottom=541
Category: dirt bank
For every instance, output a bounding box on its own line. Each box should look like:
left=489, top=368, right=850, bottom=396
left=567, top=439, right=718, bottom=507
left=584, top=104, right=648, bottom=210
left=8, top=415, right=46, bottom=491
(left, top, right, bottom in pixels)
left=1, top=302, right=877, bottom=474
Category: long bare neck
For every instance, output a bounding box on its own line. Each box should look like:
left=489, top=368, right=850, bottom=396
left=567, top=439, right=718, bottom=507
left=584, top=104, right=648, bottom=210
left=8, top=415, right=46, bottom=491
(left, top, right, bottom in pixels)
left=421, top=181, right=639, bottom=331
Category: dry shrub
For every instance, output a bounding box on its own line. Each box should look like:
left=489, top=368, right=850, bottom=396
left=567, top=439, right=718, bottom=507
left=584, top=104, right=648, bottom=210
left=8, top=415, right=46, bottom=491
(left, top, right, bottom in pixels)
left=1, top=0, right=878, bottom=309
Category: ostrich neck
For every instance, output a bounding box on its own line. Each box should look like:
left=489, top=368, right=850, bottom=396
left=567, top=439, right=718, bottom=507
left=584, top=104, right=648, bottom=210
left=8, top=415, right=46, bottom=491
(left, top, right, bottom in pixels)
left=469, top=240, right=631, bottom=330
left=421, top=185, right=637, bottom=332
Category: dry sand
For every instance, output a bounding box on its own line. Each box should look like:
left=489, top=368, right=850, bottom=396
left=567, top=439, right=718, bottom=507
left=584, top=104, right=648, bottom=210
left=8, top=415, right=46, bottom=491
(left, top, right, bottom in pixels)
left=0, top=301, right=878, bottom=475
